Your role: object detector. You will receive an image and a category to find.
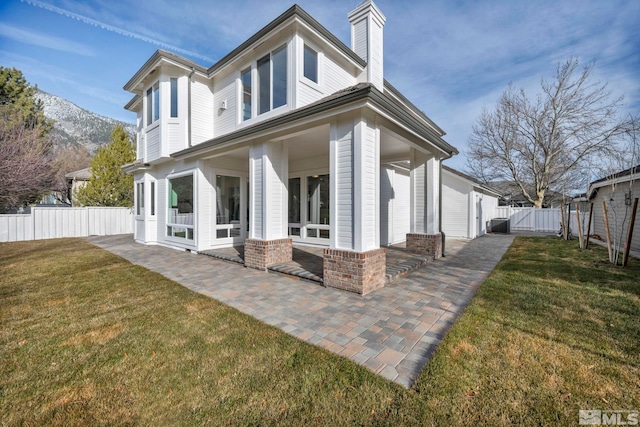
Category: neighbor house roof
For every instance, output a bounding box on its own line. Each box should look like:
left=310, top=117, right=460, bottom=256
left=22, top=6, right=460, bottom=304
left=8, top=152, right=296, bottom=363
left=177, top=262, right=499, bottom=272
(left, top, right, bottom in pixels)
left=65, top=167, right=92, bottom=181
left=172, top=83, right=458, bottom=160
left=587, top=164, right=640, bottom=199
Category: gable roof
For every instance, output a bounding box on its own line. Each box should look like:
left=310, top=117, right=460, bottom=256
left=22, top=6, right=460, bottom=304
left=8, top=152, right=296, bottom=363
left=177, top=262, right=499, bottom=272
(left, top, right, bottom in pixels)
left=124, top=5, right=365, bottom=94
left=442, top=165, right=501, bottom=197
left=173, top=83, right=457, bottom=160
left=123, top=4, right=446, bottom=139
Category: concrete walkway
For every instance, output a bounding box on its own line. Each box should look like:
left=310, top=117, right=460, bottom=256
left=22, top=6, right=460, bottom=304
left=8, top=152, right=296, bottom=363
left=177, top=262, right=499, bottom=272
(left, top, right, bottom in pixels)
left=87, top=234, right=515, bottom=388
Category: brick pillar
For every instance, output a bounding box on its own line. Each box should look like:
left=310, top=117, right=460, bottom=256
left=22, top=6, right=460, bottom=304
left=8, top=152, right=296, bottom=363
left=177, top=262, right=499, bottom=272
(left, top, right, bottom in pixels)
left=406, top=233, right=442, bottom=259
left=244, top=238, right=292, bottom=270
left=323, top=248, right=386, bottom=295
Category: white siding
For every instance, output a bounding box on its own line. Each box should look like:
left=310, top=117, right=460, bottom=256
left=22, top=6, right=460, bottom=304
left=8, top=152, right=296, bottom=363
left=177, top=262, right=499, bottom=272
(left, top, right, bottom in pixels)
left=146, top=127, right=160, bottom=161
left=191, top=79, right=214, bottom=145
left=196, top=165, right=214, bottom=250
left=167, top=121, right=185, bottom=154
left=298, top=81, right=323, bottom=106
left=334, top=119, right=354, bottom=250
left=324, top=53, right=357, bottom=94
left=442, top=171, right=472, bottom=238
left=361, top=120, right=378, bottom=248
left=213, top=71, right=237, bottom=138
left=368, top=17, right=383, bottom=90
left=351, top=18, right=368, bottom=62
left=249, top=144, right=264, bottom=239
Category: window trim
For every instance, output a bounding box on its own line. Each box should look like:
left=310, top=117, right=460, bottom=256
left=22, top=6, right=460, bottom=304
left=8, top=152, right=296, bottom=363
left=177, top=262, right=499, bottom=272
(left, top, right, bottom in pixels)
left=303, top=44, right=318, bottom=84
left=166, top=171, right=196, bottom=243
left=135, top=181, right=145, bottom=217
left=300, top=40, right=323, bottom=90
left=146, top=81, right=160, bottom=126
left=170, top=78, right=178, bottom=118
left=238, top=43, right=288, bottom=124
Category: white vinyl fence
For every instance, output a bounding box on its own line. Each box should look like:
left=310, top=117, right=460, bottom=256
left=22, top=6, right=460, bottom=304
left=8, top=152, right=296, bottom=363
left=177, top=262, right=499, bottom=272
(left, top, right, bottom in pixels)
left=0, top=207, right=133, bottom=242
left=493, top=206, right=587, bottom=234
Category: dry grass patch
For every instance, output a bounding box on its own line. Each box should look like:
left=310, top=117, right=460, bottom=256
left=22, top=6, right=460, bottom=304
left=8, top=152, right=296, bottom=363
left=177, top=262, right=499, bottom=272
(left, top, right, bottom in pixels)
left=1, top=236, right=638, bottom=426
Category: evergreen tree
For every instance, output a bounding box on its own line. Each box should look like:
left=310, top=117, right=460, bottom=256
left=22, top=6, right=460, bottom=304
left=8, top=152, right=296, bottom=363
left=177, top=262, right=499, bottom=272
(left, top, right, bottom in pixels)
left=0, top=67, right=52, bottom=133
left=75, top=125, right=136, bottom=207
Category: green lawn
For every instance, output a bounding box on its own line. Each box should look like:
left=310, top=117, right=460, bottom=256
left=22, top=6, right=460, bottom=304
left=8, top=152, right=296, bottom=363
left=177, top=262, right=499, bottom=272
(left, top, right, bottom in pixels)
left=1, top=236, right=638, bottom=426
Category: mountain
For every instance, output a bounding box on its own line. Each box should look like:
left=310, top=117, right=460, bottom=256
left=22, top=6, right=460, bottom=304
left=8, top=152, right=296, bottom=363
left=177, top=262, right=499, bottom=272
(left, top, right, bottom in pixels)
left=35, top=90, right=135, bottom=153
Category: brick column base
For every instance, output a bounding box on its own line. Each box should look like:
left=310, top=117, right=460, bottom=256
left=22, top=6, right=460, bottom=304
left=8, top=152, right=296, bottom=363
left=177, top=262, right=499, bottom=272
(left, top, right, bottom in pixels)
left=244, top=238, right=292, bottom=270
left=323, top=248, right=386, bottom=295
left=406, top=233, right=442, bottom=259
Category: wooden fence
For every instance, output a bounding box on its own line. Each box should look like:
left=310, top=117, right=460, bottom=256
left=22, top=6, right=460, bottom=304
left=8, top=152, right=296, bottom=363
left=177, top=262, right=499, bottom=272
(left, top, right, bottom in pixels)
left=0, top=207, right=133, bottom=242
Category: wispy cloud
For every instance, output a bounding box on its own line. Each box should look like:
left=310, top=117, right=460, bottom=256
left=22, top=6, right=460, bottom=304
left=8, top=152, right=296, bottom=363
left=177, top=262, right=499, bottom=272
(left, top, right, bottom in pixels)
left=0, top=23, right=94, bottom=56
left=20, top=0, right=216, bottom=62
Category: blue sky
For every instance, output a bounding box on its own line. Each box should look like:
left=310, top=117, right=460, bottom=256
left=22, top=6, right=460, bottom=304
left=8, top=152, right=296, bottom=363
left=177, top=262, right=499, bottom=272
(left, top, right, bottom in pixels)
left=1, top=0, right=638, bottom=170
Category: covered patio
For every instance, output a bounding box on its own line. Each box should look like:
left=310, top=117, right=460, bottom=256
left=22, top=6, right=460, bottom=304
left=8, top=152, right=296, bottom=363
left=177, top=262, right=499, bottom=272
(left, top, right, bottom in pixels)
left=200, top=243, right=433, bottom=285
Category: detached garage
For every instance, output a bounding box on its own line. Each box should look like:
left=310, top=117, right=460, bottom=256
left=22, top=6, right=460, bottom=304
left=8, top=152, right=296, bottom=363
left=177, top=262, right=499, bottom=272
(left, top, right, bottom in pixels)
left=441, top=165, right=501, bottom=239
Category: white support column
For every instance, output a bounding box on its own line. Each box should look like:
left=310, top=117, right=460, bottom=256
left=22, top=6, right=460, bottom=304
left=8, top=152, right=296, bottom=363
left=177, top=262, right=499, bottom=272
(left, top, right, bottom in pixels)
left=246, top=140, right=291, bottom=270
left=326, top=112, right=385, bottom=294
left=410, top=149, right=440, bottom=234
left=426, top=155, right=440, bottom=235
left=329, top=114, right=380, bottom=252
left=248, top=140, right=288, bottom=241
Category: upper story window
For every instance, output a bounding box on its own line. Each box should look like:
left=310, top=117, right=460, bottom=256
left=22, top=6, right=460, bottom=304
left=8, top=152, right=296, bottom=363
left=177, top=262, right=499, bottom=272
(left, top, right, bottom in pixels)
left=170, top=78, right=178, bottom=118
left=303, top=45, right=318, bottom=83
left=241, top=67, right=251, bottom=121
left=146, top=82, right=159, bottom=126
left=258, top=45, right=287, bottom=115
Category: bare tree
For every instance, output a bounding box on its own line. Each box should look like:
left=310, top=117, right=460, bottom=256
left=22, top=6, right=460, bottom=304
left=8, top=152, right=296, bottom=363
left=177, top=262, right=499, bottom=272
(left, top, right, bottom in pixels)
left=468, top=58, right=630, bottom=208
left=50, top=145, right=92, bottom=204
left=0, top=114, right=55, bottom=210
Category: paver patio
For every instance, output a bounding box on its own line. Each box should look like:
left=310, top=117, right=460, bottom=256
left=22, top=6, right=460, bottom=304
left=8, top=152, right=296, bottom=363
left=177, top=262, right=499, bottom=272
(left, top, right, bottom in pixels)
left=87, top=233, right=515, bottom=387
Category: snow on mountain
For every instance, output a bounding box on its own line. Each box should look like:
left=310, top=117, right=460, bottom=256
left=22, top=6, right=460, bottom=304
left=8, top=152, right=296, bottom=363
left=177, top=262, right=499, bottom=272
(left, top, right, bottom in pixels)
left=35, top=90, right=135, bottom=153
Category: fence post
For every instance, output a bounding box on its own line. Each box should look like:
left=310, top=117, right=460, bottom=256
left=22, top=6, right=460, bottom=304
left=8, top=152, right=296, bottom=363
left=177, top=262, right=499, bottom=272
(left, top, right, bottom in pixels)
left=622, top=198, right=638, bottom=268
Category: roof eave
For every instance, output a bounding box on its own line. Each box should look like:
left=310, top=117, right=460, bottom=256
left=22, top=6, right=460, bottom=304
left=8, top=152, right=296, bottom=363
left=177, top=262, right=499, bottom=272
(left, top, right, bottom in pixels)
left=172, top=84, right=457, bottom=160
left=123, top=50, right=207, bottom=93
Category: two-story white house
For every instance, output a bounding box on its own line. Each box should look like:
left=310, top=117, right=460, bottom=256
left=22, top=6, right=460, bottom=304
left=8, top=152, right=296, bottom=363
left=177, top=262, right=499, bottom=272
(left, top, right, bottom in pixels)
left=123, top=1, right=458, bottom=294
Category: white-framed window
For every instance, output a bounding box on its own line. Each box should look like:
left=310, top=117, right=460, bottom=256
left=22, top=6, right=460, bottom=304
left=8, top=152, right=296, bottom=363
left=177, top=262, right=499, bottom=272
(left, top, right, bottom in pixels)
left=303, top=44, right=318, bottom=83
left=146, top=82, right=159, bottom=125
left=150, top=180, right=156, bottom=216
left=167, top=173, right=194, bottom=240
left=136, top=181, right=145, bottom=216
left=170, top=78, right=178, bottom=118
left=287, top=173, right=330, bottom=242
left=215, top=175, right=242, bottom=239
left=258, top=44, right=287, bottom=115
left=241, top=67, right=252, bottom=121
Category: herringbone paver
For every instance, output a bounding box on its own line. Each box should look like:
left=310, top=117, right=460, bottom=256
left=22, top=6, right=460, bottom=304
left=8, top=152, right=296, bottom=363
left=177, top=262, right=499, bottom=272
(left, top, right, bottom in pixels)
left=87, top=233, right=514, bottom=387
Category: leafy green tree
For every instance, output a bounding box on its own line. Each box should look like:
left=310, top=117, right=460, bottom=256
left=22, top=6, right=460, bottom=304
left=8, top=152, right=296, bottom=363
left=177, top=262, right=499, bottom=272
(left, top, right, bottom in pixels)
left=75, top=125, right=136, bottom=207
left=0, top=67, right=52, bottom=133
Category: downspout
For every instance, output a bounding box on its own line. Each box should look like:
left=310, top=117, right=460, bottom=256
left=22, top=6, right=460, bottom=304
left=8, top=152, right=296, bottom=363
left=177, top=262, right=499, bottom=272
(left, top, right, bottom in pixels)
left=439, top=158, right=445, bottom=257
left=188, top=67, right=195, bottom=147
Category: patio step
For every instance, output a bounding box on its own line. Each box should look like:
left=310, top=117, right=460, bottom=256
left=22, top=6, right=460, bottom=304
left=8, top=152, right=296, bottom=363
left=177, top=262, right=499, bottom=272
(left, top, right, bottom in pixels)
left=267, top=264, right=324, bottom=284
left=385, top=255, right=433, bottom=283
left=198, top=250, right=244, bottom=265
